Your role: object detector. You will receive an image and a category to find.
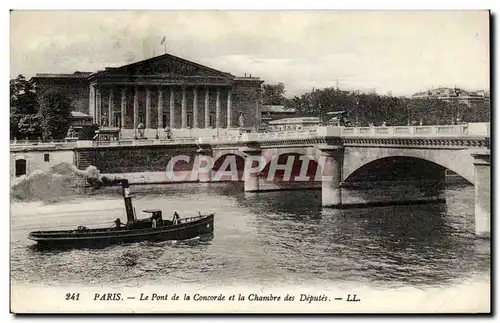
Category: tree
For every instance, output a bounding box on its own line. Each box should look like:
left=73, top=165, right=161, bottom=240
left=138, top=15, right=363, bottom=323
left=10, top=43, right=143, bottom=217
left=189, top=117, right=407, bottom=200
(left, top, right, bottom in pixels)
left=280, top=84, right=490, bottom=127
left=286, top=88, right=352, bottom=124
left=17, top=114, right=42, bottom=140
left=10, top=74, right=38, bottom=114
left=10, top=74, right=39, bottom=139
left=262, top=83, right=286, bottom=105
left=460, top=101, right=490, bottom=123
left=37, top=90, right=72, bottom=141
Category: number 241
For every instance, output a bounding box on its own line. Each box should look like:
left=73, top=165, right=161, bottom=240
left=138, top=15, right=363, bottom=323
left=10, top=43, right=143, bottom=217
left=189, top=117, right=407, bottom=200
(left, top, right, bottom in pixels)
left=65, top=293, right=80, bottom=301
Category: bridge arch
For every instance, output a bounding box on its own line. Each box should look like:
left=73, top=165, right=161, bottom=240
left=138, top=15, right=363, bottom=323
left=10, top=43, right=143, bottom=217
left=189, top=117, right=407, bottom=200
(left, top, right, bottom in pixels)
left=261, top=152, right=319, bottom=183
left=212, top=153, right=246, bottom=181
left=343, top=147, right=475, bottom=184
left=344, top=156, right=447, bottom=184
left=212, top=150, right=246, bottom=163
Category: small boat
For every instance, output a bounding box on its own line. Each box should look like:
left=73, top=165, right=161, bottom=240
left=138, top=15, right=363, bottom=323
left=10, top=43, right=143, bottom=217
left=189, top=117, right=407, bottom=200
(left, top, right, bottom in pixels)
left=28, top=178, right=214, bottom=249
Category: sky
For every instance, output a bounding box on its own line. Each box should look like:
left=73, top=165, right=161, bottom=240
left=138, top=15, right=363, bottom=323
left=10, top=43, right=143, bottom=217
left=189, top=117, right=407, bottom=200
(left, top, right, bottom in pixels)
left=10, top=10, right=490, bottom=97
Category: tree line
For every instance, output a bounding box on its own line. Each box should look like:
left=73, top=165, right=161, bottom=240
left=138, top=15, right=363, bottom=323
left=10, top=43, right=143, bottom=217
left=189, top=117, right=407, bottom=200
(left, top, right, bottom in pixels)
left=262, top=83, right=490, bottom=126
left=10, top=74, right=76, bottom=141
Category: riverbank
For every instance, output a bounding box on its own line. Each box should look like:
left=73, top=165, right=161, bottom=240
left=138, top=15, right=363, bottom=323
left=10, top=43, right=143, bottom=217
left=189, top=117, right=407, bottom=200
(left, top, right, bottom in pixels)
left=95, top=171, right=471, bottom=186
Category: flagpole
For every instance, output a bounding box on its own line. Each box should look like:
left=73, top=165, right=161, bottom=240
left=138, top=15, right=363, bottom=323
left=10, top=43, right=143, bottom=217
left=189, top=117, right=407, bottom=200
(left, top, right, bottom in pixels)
left=160, top=36, right=167, bottom=54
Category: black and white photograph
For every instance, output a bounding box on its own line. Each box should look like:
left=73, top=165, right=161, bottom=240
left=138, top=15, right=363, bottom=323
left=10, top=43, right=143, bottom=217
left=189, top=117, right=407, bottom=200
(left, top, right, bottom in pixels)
left=9, top=9, right=491, bottom=314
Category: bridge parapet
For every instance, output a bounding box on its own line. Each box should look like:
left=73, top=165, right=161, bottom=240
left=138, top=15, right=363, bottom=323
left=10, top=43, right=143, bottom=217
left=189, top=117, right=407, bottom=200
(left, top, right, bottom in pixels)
left=11, top=123, right=490, bottom=151
left=340, top=123, right=489, bottom=137
left=240, top=129, right=319, bottom=142
left=342, top=125, right=462, bottom=137
left=10, top=140, right=77, bottom=151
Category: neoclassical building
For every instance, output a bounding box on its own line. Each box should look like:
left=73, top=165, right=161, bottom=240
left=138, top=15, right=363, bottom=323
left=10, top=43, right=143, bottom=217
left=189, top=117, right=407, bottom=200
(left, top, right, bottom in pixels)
left=31, top=53, right=264, bottom=138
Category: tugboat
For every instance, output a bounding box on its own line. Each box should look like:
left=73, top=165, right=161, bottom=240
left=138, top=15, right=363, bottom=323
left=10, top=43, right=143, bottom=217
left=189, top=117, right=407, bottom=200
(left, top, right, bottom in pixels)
left=28, top=178, right=214, bottom=249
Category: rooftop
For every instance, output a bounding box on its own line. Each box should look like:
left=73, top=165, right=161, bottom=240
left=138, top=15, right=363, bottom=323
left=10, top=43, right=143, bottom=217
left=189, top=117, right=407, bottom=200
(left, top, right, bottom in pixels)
left=261, top=105, right=296, bottom=113
left=269, top=117, right=320, bottom=125
left=32, top=71, right=93, bottom=79
left=412, top=87, right=490, bottom=98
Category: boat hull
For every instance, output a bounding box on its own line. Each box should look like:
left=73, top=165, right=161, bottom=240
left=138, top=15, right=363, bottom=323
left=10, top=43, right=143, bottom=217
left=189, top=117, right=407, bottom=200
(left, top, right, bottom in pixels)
left=28, top=214, right=214, bottom=249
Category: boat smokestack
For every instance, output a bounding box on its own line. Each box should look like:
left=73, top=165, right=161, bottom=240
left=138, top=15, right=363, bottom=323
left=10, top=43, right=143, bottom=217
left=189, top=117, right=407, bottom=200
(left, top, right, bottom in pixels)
left=120, top=179, right=136, bottom=223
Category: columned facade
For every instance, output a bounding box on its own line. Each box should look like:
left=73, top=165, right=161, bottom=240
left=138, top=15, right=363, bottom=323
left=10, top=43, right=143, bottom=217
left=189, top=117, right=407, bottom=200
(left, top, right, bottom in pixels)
left=193, top=88, right=199, bottom=128
left=90, top=84, right=251, bottom=130
left=227, top=89, right=233, bottom=128
left=169, top=87, right=175, bottom=128
left=85, top=53, right=263, bottom=137
left=120, top=88, right=126, bottom=128
left=157, top=88, right=164, bottom=129
left=95, top=88, right=102, bottom=126
left=215, top=87, right=221, bottom=128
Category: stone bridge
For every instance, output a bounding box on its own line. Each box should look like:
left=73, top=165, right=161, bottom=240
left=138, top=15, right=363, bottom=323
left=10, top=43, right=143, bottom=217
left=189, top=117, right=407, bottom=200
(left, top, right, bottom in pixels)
left=11, top=123, right=490, bottom=237
left=202, top=124, right=490, bottom=237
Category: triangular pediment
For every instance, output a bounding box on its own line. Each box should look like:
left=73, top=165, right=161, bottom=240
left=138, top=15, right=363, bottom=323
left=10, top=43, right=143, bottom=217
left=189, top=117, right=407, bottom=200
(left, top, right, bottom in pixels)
left=100, top=54, right=234, bottom=78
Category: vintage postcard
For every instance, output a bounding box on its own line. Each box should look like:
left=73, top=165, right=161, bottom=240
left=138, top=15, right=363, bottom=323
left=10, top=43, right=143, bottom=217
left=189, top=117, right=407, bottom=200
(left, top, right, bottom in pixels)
left=9, top=10, right=491, bottom=314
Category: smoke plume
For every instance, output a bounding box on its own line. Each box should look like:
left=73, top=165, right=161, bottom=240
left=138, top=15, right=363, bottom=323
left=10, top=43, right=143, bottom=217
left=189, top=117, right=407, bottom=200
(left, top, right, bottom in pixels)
left=10, top=163, right=116, bottom=203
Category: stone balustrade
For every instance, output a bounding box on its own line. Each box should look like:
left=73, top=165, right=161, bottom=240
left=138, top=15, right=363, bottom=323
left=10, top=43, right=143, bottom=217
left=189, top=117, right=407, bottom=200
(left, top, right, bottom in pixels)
left=340, top=123, right=489, bottom=137
left=10, top=123, right=490, bottom=151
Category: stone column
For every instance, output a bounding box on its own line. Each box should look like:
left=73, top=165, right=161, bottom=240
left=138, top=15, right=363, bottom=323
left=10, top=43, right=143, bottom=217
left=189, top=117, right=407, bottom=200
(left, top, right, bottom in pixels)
left=89, top=85, right=95, bottom=122
left=96, top=87, right=102, bottom=126
left=256, top=89, right=262, bottom=126
left=133, top=87, right=139, bottom=129
left=204, top=88, right=210, bottom=128
left=181, top=87, right=187, bottom=128
left=472, top=152, right=491, bottom=238
left=169, top=87, right=175, bottom=128
left=157, top=88, right=163, bottom=129
left=120, top=88, right=126, bottom=128
left=227, top=88, right=232, bottom=128
left=193, top=87, right=199, bottom=128
left=108, top=88, right=114, bottom=127
left=216, top=87, right=221, bottom=128
left=145, top=88, right=151, bottom=128
left=319, top=145, right=344, bottom=207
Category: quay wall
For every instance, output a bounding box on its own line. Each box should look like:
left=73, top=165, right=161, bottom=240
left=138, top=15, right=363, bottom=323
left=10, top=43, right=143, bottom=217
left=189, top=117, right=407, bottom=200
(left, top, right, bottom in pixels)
left=74, top=144, right=199, bottom=173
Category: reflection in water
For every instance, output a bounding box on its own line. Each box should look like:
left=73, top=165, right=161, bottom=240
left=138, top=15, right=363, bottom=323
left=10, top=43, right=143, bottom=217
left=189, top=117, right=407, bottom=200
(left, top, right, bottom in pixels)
left=11, top=183, right=489, bottom=289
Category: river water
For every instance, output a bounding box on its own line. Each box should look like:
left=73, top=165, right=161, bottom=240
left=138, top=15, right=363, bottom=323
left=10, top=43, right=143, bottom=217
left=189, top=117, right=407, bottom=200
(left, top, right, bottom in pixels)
left=11, top=182, right=490, bottom=291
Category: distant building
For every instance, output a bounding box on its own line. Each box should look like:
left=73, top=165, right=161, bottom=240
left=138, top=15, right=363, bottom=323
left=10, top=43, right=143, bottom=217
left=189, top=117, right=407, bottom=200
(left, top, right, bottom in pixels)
left=411, top=87, right=490, bottom=107
left=261, top=105, right=297, bottom=125
left=29, top=53, right=264, bottom=139
left=268, top=117, right=319, bottom=132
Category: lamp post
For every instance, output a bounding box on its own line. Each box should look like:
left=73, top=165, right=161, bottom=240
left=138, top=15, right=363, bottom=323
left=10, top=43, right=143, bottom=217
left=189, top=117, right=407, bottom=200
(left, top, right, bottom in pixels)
left=407, top=104, right=410, bottom=126
left=454, top=88, right=461, bottom=125
left=355, top=98, right=360, bottom=127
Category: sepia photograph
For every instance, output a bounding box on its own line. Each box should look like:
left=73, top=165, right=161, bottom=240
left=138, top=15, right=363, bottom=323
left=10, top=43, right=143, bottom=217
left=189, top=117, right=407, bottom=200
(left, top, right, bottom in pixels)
left=9, top=9, right=491, bottom=314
